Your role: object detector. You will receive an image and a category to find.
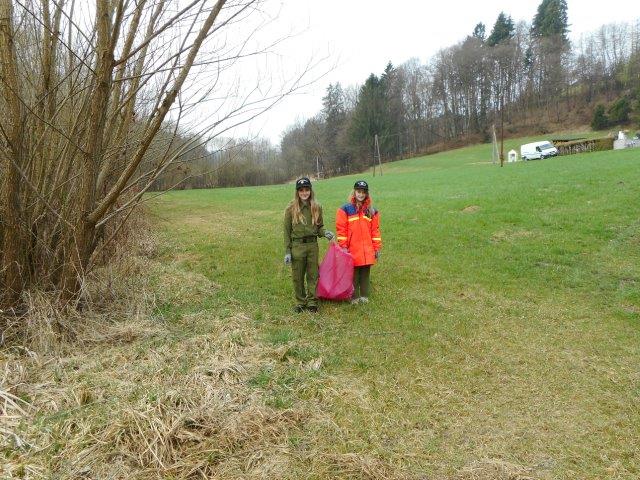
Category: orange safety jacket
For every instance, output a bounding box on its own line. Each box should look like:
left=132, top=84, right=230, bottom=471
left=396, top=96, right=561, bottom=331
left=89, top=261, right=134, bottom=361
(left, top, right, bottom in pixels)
left=335, top=195, right=382, bottom=267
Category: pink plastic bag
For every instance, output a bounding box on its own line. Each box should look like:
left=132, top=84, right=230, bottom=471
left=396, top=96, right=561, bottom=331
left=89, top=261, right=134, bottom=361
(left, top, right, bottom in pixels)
left=316, top=242, right=354, bottom=301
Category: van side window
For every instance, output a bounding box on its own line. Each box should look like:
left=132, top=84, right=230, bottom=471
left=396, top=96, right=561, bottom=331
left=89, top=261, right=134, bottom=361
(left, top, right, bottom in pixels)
left=536, top=146, right=541, bottom=152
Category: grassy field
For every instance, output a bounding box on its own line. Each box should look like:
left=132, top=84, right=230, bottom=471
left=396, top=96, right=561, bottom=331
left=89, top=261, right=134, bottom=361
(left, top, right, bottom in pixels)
left=4, top=137, right=638, bottom=479
left=146, top=139, right=640, bottom=479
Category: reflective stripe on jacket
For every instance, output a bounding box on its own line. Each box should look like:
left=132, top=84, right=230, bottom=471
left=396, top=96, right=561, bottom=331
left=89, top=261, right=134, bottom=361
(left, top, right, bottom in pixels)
left=335, top=196, right=381, bottom=267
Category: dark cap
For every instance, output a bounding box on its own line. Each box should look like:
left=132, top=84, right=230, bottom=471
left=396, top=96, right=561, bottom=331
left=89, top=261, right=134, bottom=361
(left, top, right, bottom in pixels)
left=296, top=177, right=312, bottom=190
left=354, top=180, right=369, bottom=191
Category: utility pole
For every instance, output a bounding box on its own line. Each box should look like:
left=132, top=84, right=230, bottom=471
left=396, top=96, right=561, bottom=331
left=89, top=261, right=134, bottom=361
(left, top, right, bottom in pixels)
left=500, top=92, right=505, bottom=167
left=373, top=134, right=383, bottom=177
left=492, top=124, right=498, bottom=165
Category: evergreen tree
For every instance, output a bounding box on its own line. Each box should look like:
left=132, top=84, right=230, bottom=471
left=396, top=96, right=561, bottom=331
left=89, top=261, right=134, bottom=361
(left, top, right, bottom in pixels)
left=608, top=97, right=631, bottom=124
left=348, top=73, right=391, bottom=165
left=321, top=83, right=347, bottom=170
left=322, top=83, right=345, bottom=121
left=531, top=0, right=570, bottom=107
left=487, top=12, right=515, bottom=47
left=472, top=22, right=486, bottom=41
left=524, top=46, right=534, bottom=68
left=381, top=62, right=405, bottom=156
left=591, top=104, right=608, bottom=130
left=532, top=0, right=569, bottom=44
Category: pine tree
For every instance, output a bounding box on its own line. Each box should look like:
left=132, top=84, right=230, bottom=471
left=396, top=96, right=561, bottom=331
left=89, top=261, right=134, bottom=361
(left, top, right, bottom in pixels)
left=487, top=12, right=515, bottom=47
left=532, top=0, right=569, bottom=44
left=591, top=104, right=608, bottom=130
left=381, top=62, right=405, bottom=156
left=608, top=98, right=631, bottom=125
left=472, top=22, right=486, bottom=41
left=524, top=46, right=534, bottom=68
left=321, top=83, right=347, bottom=170
left=348, top=72, right=392, bottom=165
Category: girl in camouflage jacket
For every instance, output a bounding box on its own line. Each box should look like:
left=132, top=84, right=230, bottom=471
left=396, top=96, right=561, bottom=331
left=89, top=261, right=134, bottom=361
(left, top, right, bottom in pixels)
left=284, top=177, right=334, bottom=313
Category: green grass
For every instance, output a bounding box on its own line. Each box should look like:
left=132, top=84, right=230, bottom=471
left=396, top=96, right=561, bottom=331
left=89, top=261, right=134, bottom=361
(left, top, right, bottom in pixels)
left=150, top=141, right=640, bottom=479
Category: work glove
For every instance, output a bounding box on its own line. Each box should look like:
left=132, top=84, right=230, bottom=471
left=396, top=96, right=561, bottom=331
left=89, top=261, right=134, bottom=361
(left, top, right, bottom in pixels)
left=284, top=253, right=292, bottom=265
left=324, top=230, right=334, bottom=241
left=375, top=250, right=381, bottom=259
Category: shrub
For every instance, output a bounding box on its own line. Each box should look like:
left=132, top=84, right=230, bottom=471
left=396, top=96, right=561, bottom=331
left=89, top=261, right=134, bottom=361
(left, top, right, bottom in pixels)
left=593, top=137, right=614, bottom=151
left=591, top=104, right=608, bottom=130
left=608, top=97, right=631, bottom=124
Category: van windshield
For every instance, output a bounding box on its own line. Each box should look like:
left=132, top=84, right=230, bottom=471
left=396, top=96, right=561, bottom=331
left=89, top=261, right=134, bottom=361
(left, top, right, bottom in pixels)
left=539, top=142, right=554, bottom=149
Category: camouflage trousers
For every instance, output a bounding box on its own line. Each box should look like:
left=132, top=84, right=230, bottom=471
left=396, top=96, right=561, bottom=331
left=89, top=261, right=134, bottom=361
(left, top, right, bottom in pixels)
left=290, top=241, right=319, bottom=307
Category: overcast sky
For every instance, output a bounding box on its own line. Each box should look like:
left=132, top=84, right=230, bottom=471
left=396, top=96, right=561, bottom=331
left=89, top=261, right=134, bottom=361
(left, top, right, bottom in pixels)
left=234, top=0, right=636, bottom=144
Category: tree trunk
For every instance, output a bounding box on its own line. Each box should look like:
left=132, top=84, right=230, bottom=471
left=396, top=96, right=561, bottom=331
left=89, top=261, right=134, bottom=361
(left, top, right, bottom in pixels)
left=0, top=1, right=25, bottom=308
left=59, top=0, right=115, bottom=298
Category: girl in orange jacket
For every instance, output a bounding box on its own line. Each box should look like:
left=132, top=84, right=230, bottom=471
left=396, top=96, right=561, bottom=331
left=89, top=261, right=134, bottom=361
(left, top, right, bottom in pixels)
left=335, top=180, right=382, bottom=303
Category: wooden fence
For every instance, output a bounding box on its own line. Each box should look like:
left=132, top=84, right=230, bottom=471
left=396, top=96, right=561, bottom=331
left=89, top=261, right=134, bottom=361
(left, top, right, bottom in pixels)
left=553, top=137, right=614, bottom=156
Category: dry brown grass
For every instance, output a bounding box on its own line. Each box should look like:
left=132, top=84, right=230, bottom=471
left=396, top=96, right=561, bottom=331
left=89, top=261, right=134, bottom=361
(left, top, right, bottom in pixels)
left=462, top=205, right=481, bottom=213
left=453, top=459, right=535, bottom=480
left=2, top=309, right=294, bottom=479
left=490, top=229, right=537, bottom=243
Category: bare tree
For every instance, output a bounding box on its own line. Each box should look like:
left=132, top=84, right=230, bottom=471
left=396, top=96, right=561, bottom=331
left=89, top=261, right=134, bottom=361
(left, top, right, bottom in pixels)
left=0, top=0, right=316, bottom=308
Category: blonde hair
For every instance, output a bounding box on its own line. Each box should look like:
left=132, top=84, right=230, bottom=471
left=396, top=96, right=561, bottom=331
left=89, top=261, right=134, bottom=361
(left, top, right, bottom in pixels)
left=287, top=188, right=321, bottom=225
left=348, top=190, right=370, bottom=202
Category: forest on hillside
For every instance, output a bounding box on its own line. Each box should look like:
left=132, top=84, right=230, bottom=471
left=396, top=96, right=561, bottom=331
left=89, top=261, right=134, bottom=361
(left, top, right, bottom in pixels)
left=155, top=0, right=640, bottom=190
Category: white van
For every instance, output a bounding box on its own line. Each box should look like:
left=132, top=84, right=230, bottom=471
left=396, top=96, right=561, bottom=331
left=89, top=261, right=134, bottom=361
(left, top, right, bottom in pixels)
left=520, top=140, right=558, bottom=161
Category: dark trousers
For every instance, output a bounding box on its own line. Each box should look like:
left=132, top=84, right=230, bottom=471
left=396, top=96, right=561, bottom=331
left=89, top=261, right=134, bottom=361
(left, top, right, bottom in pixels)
left=353, top=266, right=371, bottom=298
left=291, top=241, right=319, bottom=306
